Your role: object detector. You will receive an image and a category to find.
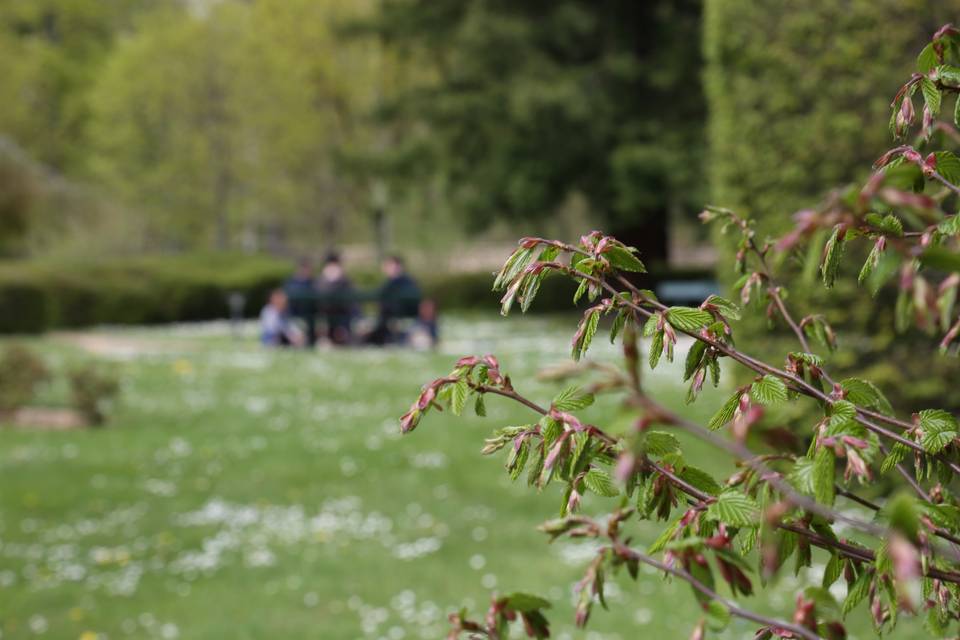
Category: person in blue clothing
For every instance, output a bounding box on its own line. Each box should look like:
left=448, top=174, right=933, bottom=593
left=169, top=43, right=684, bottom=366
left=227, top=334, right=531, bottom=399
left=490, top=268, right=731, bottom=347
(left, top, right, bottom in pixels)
left=284, top=257, right=317, bottom=347
left=366, top=255, right=423, bottom=345
left=260, top=289, right=304, bottom=347
left=316, top=251, right=358, bottom=345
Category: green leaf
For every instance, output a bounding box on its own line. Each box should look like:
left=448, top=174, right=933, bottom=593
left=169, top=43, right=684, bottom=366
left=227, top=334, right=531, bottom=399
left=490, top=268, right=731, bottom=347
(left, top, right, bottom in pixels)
left=789, top=457, right=816, bottom=496
left=865, top=213, right=904, bottom=237
left=648, top=328, right=664, bottom=370
left=935, top=151, right=960, bottom=186
left=552, top=386, right=595, bottom=412
left=503, top=592, right=551, bottom=613
left=881, top=442, right=909, bottom=475
left=644, top=431, right=680, bottom=457
left=813, top=447, right=836, bottom=507
left=940, top=214, right=960, bottom=236
left=829, top=399, right=857, bottom=428
left=750, top=375, right=788, bottom=405
left=451, top=378, right=469, bottom=416
left=708, top=391, right=742, bottom=431
left=921, top=76, right=942, bottom=116
left=706, top=490, right=759, bottom=528
left=603, top=245, right=646, bottom=273
left=508, top=439, right=530, bottom=481
left=821, top=225, right=846, bottom=288
left=919, top=409, right=959, bottom=454
left=474, top=394, right=486, bottom=417
left=920, top=246, right=960, bottom=273
left=584, top=468, right=619, bottom=497
left=789, top=352, right=823, bottom=367
left=683, top=340, right=708, bottom=381
left=679, top=465, right=722, bottom=496
left=647, top=516, right=682, bottom=553
left=886, top=493, right=920, bottom=540
left=918, top=43, right=938, bottom=73
left=859, top=240, right=883, bottom=287
left=493, top=247, right=534, bottom=291
left=822, top=553, right=843, bottom=589
left=842, top=569, right=872, bottom=617
left=703, top=295, right=741, bottom=320
left=572, top=308, right=601, bottom=361
left=704, top=600, right=731, bottom=631
left=840, top=378, right=893, bottom=416
left=941, top=64, right=960, bottom=87
left=666, top=307, right=713, bottom=332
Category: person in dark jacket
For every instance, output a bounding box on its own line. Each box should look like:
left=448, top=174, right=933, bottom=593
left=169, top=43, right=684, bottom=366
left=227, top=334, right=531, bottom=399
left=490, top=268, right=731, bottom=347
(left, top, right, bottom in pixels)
left=367, top=255, right=422, bottom=345
left=316, top=251, right=357, bottom=345
left=284, top=257, right=317, bottom=347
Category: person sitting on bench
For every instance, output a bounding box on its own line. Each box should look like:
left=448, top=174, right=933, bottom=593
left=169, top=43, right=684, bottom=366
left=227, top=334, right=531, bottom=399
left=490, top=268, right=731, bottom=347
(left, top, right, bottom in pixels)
left=260, top=289, right=304, bottom=347
left=367, top=255, right=422, bottom=345
left=316, top=251, right=358, bottom=345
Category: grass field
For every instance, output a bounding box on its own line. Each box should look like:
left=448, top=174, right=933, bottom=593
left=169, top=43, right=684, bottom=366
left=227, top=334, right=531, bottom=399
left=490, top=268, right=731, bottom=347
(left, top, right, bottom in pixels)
left=0, top=315, right=918, bottom=639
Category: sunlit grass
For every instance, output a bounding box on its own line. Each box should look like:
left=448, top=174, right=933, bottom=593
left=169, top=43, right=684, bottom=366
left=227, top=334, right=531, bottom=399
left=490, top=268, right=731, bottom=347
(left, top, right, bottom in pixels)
left=0, top=316, right=917, bottom=639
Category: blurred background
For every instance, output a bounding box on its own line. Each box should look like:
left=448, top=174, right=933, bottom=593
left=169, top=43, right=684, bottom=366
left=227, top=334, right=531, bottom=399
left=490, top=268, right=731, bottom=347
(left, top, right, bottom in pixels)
left=1, top=1, right=959, bottom=638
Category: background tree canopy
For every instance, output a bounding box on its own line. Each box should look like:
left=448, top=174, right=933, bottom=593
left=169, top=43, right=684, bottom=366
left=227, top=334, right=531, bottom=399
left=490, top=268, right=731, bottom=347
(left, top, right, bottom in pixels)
left=0, top=0, right=704, bottom=262
left=361, top=0, right=703, bottom=262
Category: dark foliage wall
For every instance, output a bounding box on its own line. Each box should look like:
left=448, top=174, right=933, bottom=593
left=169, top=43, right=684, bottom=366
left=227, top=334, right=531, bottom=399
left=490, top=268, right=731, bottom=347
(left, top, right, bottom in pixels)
left=704, top=0, right=960, bottom=410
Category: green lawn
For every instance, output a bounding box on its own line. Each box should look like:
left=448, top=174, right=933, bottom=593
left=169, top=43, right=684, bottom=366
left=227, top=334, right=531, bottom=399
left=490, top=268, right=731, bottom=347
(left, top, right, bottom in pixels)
left=0, top=315, right=917, bottom=639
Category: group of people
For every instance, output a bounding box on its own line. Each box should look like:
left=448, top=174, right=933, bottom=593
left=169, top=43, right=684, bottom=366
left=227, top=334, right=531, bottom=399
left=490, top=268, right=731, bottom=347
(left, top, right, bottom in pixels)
left=260, top=253, right=436, bottom=348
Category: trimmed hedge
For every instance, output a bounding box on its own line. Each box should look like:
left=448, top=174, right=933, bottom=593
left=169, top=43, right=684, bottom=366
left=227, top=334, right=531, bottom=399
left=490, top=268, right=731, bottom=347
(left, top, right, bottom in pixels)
left=0, top=254, right=290, bottom=334
left=0, top=253, right=713, bottom=333
left=703, top=0, right=960, bottom=412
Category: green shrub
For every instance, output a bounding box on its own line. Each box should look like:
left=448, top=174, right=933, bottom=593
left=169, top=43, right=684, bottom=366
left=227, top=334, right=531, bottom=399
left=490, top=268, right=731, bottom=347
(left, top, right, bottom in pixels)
left=704, top=0, right=960, bottom=411
left=68, top=364, right=120, bottom=427
left=0, top=344, right=49, bottom=414
left=0, top=253, right=291, bottom=333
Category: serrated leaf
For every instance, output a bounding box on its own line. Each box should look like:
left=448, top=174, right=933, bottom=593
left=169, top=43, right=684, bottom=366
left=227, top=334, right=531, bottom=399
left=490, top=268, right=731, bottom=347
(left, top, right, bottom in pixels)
left=683, top=340, right=708, bottom=381
left=790, top=352, right=823, bottom=367
left=918, top=43, right=938, bottom=73
left=940, top=214, right=960, bottom=236
left=706, top=490, right=759, bottom=528
left=679, top=465, right=722, bottom=496
left=572, top=308, right=601, bottom=361
left=493, top=246, right=534, bottom=291
left=935, top=150, right=960, bottom=186
left=750, top=375, right=788, bottom=405
left=603, top=245, right=646, bottom=272
left=881, top=442, right=909, bottom=474
left=540, top=416, right=562, bottom=449
left=508, top=439, right=530, bottom=481
left=822, top=553, right=843, bottom=589
left=644, top=431, right=680, bottom=457
left=451, top=378, right=469, bottom=416
left=840, top=378, right=893, bottom=415
left=813, top=447, right=836, bottom=506
left=703, top=295, right=741, bottom=320
left=708, top=391, right=742, bottom=431
left=552, top=386, right=595, bottom=412
left=647, top=515, right=682, bottom=553
left=789, top=457, right=816, bottom=496
left=859, top=240, right=883, bottom=286
left=919, top=409, right=959, bottom=454
left=842, top=569, right=873, bottom=617
left=474, top=394, right=486, bottom=417
left=921, top=77, right=942, bottom=116
left=666, top=307, right=713, bottom=332
left=821, top=225, right=846, bottom=288
left=649, top=328, right=664, bottom=370
left=584, top=468, right=619, bottom=497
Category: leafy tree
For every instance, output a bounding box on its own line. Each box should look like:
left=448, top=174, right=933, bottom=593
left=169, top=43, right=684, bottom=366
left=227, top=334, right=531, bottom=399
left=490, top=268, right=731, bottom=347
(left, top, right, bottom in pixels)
left=401, top=24, right=960, bottom=639
left=362, top=0, right=704, bottom=264
left=86, top=0, right=382, bottom=251
left=0, top=0, right=155, bottom=171
left=704, top=0, right=960, bottom=412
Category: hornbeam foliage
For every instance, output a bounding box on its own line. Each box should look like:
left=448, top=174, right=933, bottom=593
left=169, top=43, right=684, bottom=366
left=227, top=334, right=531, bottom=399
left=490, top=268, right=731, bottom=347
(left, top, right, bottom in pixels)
left=400, top=24, right=960, bottom=640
